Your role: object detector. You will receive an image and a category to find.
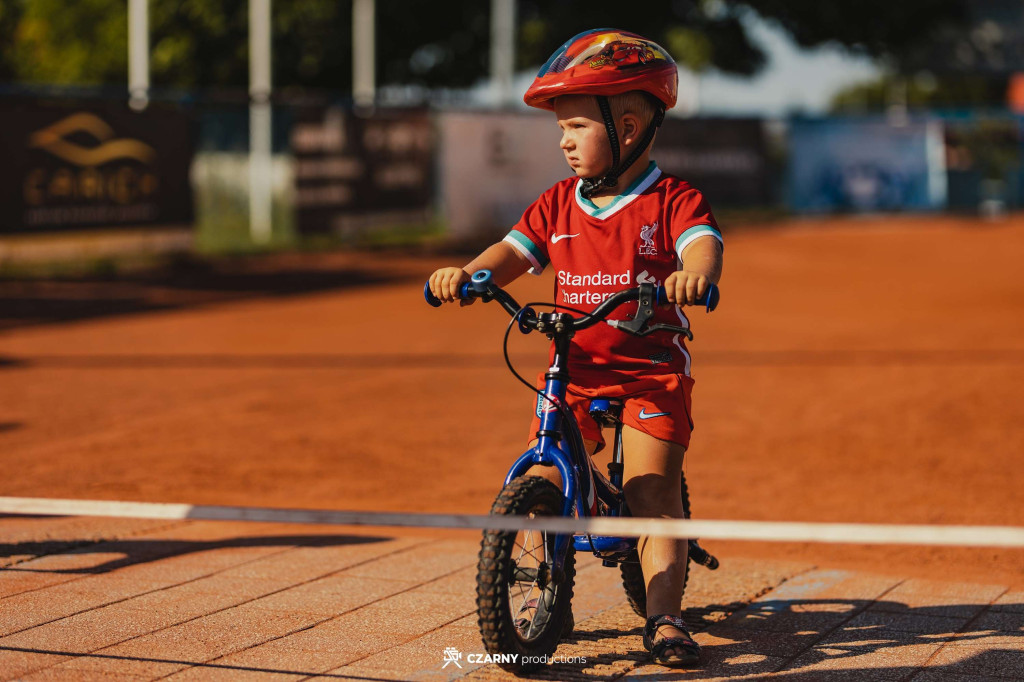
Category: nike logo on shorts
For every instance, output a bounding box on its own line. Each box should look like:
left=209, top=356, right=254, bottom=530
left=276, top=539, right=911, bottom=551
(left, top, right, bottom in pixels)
left=551, top=233, right=580, bottom=243
left=638, top=408, right=671, bottom=420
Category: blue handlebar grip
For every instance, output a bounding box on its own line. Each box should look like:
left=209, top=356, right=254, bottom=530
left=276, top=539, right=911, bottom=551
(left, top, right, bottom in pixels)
left=470, top=269, right=493, bottom=293
left=701, top=283, right=720, bottom=312
left=424, top=281, right=442, bottom=307
left=655, top=282, right=720, bottom=312
left=424, top=279, right=479, bottom=306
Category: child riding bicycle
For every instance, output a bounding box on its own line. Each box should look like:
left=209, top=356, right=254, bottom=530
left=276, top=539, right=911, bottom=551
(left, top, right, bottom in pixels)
left=427, top=29, right=723, bottom=668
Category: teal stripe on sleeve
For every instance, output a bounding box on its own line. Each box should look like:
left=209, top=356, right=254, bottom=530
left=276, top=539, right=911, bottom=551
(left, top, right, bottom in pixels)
left=504, top=230, right=549, bottom=273
left=675, top=225, right=723, bottom=259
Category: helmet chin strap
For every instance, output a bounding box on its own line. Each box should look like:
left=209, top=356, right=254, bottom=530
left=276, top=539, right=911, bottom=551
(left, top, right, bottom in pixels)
left=579, top=95, right=666, bottom=200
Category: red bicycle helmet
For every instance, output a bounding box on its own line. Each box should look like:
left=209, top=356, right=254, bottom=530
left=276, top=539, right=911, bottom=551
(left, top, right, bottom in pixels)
left=524, top=29, right=678, bottom=198
left=524, top=29, right=678, bottom=111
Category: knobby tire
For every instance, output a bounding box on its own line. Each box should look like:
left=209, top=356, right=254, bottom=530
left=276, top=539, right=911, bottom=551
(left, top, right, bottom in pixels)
left=476, top=475, right=576, bottom=673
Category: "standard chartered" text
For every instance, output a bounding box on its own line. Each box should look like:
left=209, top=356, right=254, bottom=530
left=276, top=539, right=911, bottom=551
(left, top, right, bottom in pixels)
left=558, top=269, right=632, bottom=305
left=557, top=269, right=631, bottom=288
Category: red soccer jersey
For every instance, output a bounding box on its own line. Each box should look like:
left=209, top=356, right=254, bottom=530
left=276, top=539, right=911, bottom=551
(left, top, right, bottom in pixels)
left=504, top=162, right=721, bottom=382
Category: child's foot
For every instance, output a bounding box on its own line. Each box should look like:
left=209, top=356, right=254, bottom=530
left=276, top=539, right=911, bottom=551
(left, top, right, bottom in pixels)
left=643, top=614, right=701, bottom=667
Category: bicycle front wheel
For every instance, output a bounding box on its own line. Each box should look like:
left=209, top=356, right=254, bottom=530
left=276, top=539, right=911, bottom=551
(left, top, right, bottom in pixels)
left=476, top=475, right=576, bottom=673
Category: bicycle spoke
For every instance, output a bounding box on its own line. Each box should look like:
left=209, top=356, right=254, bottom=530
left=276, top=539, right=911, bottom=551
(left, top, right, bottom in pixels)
left=509, top=515, right=555, bottom=637
left=477, top=476, right=576, bottom=667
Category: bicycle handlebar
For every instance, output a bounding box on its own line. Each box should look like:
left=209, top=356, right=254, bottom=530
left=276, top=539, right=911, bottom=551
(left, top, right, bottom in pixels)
left=424, top=270, right=718, bottom=336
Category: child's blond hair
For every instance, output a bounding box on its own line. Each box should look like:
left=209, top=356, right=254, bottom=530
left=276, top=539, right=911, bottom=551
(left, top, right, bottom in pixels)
left=609, top=91, right=659, bottom=130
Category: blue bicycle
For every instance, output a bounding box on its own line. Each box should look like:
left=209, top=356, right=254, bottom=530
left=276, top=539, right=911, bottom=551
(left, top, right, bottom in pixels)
left=425, top=270, right=719, bottom=672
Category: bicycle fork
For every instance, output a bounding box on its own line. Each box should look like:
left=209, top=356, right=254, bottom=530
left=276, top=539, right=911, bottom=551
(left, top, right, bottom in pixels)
left=501, top=319, right=588, bottom=580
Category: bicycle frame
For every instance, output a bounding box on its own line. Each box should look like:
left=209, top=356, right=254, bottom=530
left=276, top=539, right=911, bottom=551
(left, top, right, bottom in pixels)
left=501, top=321, right=635, bottom=575
left=424, top=270, right=720, bottom=576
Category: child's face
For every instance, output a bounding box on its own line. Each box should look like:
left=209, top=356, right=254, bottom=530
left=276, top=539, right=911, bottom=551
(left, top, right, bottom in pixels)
left=553, top=95, right=614, bottom=180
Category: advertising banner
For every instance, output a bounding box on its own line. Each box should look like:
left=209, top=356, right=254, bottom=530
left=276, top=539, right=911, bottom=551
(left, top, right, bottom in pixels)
left=438, top=112, right=573, bottom=238
left=788, top=118, right=947, bottom=212
left=0, top=99, right=195, bottom=233
left=438, top=113, right=776, bottom=239
left=655, top=118, right=774, bottom=206
left=291, top=107, right=434, bottom=235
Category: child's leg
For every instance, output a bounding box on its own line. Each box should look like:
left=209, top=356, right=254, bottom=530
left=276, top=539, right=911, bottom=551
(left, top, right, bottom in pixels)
left=524, top=438, right=601, bottom=488
left=621, top=425, right=692, bottom=652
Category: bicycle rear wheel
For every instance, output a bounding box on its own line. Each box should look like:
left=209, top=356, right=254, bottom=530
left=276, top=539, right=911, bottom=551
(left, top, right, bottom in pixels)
left=620, top=471, right=693, bottom=619
left=476, top=475, right=576, bottom=672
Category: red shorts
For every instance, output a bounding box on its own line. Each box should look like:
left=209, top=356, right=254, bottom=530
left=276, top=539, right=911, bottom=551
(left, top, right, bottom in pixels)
left=528, top=372, right=695, bottom=450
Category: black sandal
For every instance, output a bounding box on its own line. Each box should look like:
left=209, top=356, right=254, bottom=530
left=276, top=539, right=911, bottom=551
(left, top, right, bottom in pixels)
left=643, top=614, right=701, bottom=667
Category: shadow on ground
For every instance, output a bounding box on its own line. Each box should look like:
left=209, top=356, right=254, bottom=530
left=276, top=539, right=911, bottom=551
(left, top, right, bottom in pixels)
left=476, top=596, right=1022, bottom=681
left=0, top=251, right=418, bottom=331
left=0, top=533, right=391, bottom=574
left=1, top=598, right=1018, bottom=680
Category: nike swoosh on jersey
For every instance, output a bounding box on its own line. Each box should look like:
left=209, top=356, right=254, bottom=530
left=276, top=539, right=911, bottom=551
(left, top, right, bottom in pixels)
left=638, top=408, right=671, bottom=420
left=551, top=233, right=580, bottom=243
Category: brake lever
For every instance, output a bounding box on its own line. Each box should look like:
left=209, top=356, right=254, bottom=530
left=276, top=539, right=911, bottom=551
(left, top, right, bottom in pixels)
left=605, top=283, right=657, bottom=335
left=637, top=323, right=693, bottom=341
left=606, top=283, right=695, bottom=340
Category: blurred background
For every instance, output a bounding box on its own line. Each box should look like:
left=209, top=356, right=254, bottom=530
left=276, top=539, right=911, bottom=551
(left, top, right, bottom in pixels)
left=1, top=0, right=1023, bottom=269
left=1, top=2, right=1022, bottom=590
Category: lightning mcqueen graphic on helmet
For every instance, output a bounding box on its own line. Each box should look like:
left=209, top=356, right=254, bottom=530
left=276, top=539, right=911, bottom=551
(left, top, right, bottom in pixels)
left=523, top=29, right=677, bottom=110
left=587, top=41, right=656, bottom=70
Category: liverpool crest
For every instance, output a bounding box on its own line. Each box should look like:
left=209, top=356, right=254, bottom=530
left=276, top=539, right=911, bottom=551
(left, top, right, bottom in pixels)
left=638, top=222, right=658, bottom=255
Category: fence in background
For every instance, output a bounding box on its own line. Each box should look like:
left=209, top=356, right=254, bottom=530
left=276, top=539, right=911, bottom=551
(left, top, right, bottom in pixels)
left=2, top=90, right=1023, bottom=253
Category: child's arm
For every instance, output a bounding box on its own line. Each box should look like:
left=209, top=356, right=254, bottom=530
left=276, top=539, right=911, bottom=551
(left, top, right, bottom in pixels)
left=665, top=235, right=723, bottom=306
left=428, top=241, right=531, bottom=304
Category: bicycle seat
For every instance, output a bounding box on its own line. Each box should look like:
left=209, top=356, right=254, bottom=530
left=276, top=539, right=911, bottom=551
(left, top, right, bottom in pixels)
left=588, top=399, right=623, bottom=427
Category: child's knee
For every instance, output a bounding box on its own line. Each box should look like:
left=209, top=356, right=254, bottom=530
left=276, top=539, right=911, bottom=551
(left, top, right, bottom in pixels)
left=522, top=438, right=599, bottom=489
left=624, top=473, right=684, bottom=518
left=524, top=463, right=562, bottom=489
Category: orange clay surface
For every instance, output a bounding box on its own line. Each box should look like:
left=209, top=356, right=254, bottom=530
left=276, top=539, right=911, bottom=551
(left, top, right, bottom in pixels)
left=1, top=215, right=1022, bottom=588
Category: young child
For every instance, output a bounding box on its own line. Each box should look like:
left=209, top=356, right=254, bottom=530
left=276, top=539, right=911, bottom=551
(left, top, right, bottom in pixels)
left=428, top=29, right=722, bottom=668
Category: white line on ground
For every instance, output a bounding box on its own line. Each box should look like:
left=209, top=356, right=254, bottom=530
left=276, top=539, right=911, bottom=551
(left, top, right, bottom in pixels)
left=1, top=496, right=1022, bottom=548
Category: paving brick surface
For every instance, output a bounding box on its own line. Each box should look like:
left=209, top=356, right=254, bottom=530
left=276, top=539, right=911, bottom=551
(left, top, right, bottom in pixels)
left=0, top=648, right=76, bottom=680
left=56, top=654, right=191, bottom=678
left=991, top=591, right=1024, bottom=613
left=924, top=645, right=1024, bottom=678
left=1, top=517, right=1021, bottom=681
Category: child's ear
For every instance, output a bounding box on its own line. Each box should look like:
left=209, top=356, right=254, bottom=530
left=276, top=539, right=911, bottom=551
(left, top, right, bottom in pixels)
left=620, top=113, right=641, bottom=147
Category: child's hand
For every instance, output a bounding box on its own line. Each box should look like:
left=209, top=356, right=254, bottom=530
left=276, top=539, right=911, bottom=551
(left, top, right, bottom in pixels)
left=428, top=267, right=475, bottom=305
left=663, top=270, right=713, bottom=306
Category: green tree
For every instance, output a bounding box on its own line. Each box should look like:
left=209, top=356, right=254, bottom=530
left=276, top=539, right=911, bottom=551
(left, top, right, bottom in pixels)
left=830, top=72, right=1009, bottom=113
left=0, top=0, right=994, bottom=96
left=0, top=0, right=126, bottom=85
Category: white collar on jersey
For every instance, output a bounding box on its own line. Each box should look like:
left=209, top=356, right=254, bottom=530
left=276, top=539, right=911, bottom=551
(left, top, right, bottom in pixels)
left=574, top=161, right=662, bottom=220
